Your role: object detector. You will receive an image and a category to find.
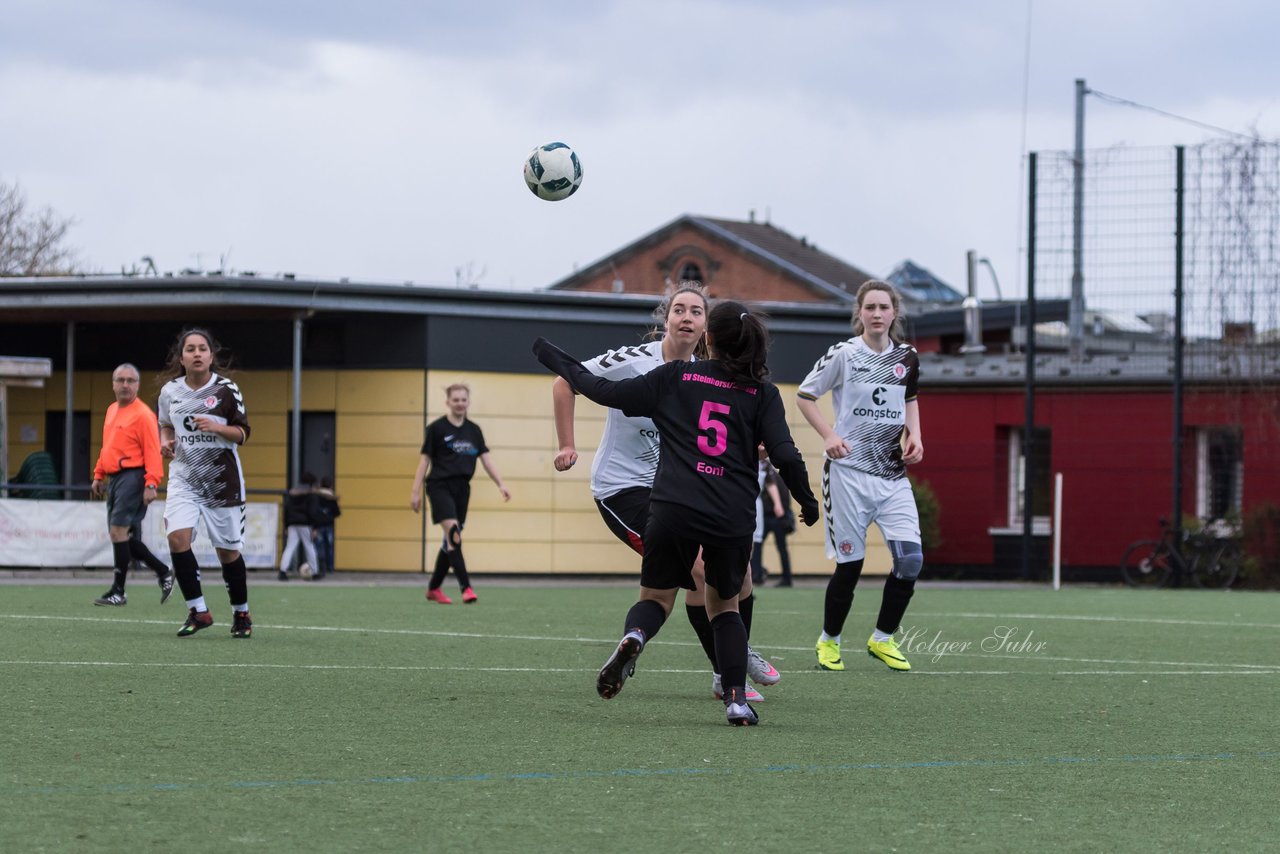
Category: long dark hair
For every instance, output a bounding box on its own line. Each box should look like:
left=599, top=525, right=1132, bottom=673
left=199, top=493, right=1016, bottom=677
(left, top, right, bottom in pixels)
left=159, top=327, right=228, bottom=383
left=706, top=300, right=769, bottom=382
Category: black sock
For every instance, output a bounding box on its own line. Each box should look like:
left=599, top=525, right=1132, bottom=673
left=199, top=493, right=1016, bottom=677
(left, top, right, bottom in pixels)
left=624, top=599, right=667, bottom=643
left=222, top=555, right=249, bottom=609
left=171, top=550, right=202, bottom=602
left=111, top=541, right=131, bottom=592
left=823, top=559, right=865, bottom=637
left=446, top=546, right=471, bottom=589
left=128, top=536, right=169, bottom=574
left=876, top=575, right=917, bottom=635
left=711, top=611, right=749, bottom=697
left=684, top=603, right=719, bottom=668
left=428, top=548, right=450, bottom=589
left=739, top=593, right=755, bottom=639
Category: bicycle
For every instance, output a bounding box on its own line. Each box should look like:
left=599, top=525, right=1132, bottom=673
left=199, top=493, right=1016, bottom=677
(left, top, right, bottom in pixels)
left=1119, top=517, right=1243, bottom=589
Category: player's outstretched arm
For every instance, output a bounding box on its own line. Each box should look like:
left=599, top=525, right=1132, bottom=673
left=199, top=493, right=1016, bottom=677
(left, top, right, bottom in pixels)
left=551, top=377, right=579, bottom=471
left=533, top=338, right=658, bottom=416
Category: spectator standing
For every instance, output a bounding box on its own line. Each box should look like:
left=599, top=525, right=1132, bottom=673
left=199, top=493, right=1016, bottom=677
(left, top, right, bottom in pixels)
left=278, top=471, right=320, bottom=581
left=311, top=475, right=341, bottom=579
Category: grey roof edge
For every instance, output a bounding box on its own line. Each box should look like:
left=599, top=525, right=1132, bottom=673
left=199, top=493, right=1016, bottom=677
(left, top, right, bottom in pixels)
left=0, top=275, right=1069, bottom=337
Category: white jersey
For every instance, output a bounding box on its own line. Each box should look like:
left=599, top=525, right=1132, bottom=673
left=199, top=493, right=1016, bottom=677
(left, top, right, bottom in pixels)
left=157, top=372, right=250, bottom=506
left=582, top=340, right=670, bottom=499
left=798, top=336, right=919, bottom=480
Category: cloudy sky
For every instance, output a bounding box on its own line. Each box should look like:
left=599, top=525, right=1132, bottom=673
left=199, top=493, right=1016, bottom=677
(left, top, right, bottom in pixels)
left=2, top=0, right=1276, bottom=298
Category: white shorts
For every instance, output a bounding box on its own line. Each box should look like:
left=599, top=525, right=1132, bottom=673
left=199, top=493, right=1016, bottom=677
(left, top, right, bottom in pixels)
left=164, top=488, right=246, bottom=550
left=822, top=462, right=919, bottom=561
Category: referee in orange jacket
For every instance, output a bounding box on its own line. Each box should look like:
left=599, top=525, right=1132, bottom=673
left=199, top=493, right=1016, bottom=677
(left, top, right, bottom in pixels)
left=90, top=363, right=174, bottom=606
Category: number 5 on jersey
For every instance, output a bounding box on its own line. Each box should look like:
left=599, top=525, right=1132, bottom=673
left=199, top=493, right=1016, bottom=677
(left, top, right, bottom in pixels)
left=697, top=402, right=731, bottom=456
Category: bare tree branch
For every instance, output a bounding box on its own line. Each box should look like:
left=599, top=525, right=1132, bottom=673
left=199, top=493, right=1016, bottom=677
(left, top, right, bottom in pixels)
left=0, top=179, right=79, bottom=276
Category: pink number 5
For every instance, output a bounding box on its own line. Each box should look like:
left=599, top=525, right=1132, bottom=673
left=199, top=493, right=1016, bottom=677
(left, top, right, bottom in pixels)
left=697, top=401, right=731, bottom=456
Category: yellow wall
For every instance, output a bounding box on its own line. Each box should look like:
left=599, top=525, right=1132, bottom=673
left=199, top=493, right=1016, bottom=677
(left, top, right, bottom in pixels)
left=15, top=368, right=889, bottom=577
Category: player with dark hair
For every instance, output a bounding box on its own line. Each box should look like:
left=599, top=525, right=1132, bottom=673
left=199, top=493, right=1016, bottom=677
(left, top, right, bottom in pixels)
left=157, top=328, right=254, bottom=639
left=796, top=280, right=925, bottom=672
left=535, top=301, right=820, bottom=726
left=551, top=284, right=781, bottom=703
left=410, top=383, right=510, bottom=603
left=90, top=362, right=173, bottom=606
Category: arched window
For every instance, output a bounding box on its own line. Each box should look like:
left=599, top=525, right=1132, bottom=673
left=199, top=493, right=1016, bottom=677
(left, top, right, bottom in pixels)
left=677, top=261, right=704, bottom=283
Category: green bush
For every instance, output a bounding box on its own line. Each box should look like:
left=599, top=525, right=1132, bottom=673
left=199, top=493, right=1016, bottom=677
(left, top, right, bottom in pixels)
left=910, top=475, right=943, bottom=553
left=1241, top=502, right=1280, bottom=589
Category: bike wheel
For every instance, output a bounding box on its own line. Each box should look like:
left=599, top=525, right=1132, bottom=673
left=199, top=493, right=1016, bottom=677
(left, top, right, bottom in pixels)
left=1190, top=541, right=1243, bottom=590
left=1120, top=540, right=1175, bottom=588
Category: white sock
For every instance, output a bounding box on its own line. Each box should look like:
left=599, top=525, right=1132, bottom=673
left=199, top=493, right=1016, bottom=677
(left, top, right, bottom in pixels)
left=186, top=596, right=208, bottom=612
left=232, top=604, right=249, bottom=614
left=820, top=631, right=841, bottom=644
left=872, top=629, right=893, bottom=643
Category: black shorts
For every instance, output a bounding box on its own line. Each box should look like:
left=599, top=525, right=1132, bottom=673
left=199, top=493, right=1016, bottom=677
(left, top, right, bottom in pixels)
left=106, top=467, right=149, bottom=531
left=595, top=486, right=650, bottom=555
left=426, top=478, right=470, bottom=526
left=640, top=501, right=753, bottom=599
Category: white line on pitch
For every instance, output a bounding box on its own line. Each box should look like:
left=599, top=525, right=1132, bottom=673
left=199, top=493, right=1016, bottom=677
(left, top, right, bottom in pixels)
left=4, top=613, right=1276, bottom=672
left=0, top=659, right=1276, bottom=677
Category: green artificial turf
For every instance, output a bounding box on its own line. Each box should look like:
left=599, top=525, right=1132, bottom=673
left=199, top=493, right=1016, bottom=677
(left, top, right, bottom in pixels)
left=1, top=582, right=1276, bottom=852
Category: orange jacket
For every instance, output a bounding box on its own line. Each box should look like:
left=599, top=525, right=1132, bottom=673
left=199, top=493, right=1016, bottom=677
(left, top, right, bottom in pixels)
left=93, top=399, right=164, bottom=488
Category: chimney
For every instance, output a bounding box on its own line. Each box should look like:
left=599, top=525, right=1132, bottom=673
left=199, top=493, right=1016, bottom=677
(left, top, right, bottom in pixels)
left=1223, top=322, right=1255, bottom=345
left=959, top=250, right=986, bottom=364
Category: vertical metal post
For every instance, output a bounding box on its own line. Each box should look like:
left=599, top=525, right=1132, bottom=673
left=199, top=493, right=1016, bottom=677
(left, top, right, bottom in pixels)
left=420, top=317, right=431, bottom=574
left=1172, top=145, right=1186, bottom=579
left=1070, top=78, right=1087, bottom=361
left=291, top=316, right=303, bottom=488
left=0, top=383, right=8, bottom=497
left=64, top=321, right=75, bottom=499
left=1023, top=152, right=1039, bottom=580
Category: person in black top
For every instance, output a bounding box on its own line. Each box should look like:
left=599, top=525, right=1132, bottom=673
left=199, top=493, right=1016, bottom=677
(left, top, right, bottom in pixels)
left=310, top=475, right=341, bottom=579
left=410, top=383, right=510, bottom=603
left=278, top=471, right=320, bottom=580
left=534, top=300, right=820, bottom=726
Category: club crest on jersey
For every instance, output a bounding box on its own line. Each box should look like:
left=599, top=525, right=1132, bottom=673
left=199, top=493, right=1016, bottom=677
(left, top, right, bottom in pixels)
left=205, top=395, right=217, bottom=408
left=839, top=540, right=855, bottom=556
left=893, top=363, right=907, bottom=380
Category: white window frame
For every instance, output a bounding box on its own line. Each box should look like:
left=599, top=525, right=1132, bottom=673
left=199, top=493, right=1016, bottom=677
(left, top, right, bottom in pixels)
left=990, top=427, right=1052, bottom=536
left=1195, top=428, right=1243, bottom=520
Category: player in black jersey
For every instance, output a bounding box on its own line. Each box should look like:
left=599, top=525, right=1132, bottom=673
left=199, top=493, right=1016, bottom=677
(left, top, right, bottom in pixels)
left=796, top=281, right=926, bottom=672
left=535, top=301, right=820, bottom=726
left=411, top=383, right=510, bottom=603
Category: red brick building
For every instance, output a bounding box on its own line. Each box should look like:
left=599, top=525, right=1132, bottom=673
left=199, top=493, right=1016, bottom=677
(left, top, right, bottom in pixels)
left=548, top=213, right=880, bottom=303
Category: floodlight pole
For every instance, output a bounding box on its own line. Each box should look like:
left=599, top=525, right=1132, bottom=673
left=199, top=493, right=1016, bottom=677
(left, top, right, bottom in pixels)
left=1070, top=78, right=1087, bottom=361
left=1172, top=145, right=1186, bottom=580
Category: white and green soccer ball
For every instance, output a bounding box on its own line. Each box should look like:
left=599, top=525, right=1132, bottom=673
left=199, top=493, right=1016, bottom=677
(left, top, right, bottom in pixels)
left=523, top=142, right=583, bottom=201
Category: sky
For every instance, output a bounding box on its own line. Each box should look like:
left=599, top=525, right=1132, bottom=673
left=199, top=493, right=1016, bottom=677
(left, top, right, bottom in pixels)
left=2, top=0, right=1277, bottom=301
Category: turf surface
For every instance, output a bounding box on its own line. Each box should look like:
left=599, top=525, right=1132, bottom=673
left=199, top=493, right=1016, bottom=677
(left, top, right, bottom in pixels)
left=1, top=581, right=1276, bottom=852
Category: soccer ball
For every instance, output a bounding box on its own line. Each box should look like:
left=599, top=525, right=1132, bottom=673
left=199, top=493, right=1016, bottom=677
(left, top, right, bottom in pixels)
left=523, top=142, right=583, bottom=201
left=299, top=562, right=313, bottom=580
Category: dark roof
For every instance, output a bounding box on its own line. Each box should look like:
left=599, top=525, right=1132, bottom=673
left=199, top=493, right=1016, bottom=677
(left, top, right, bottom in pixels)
left=547, top=214, right=878, bottom=303
left=695, top=217, right=877, bottom=300
left=886, top=260, right=965, bottom=304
